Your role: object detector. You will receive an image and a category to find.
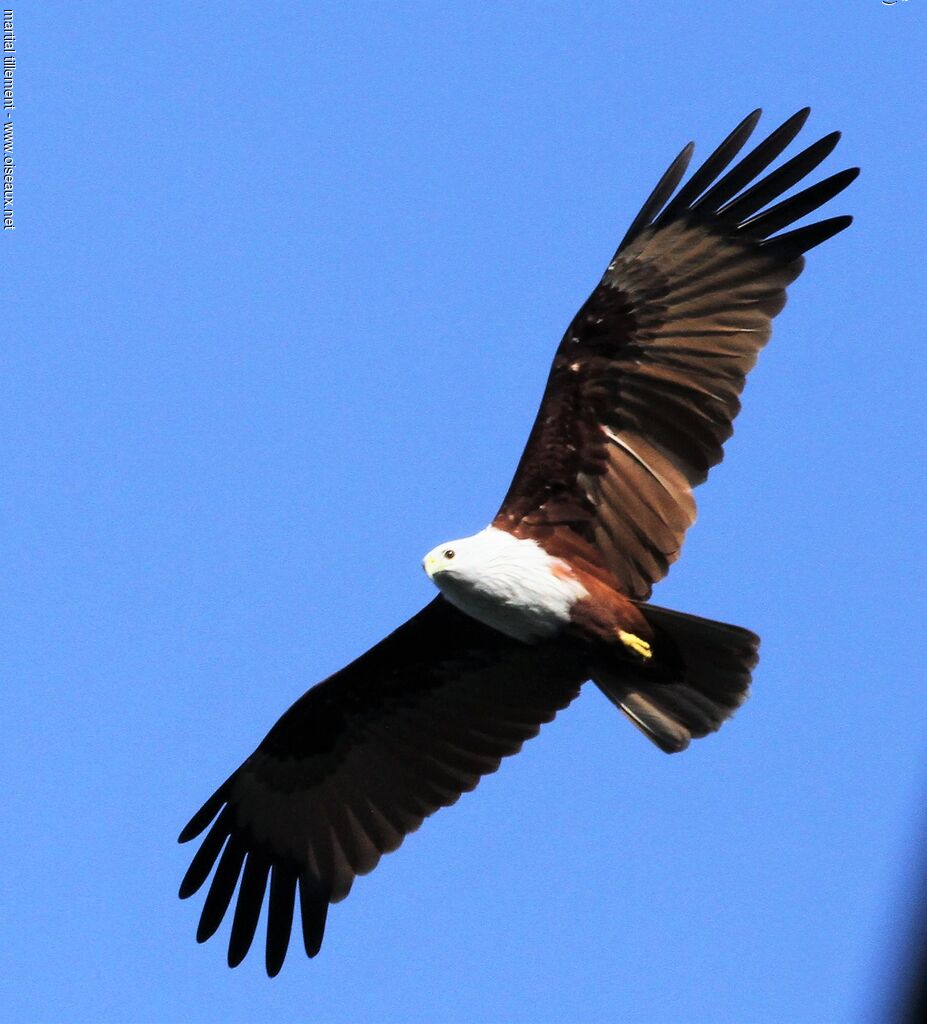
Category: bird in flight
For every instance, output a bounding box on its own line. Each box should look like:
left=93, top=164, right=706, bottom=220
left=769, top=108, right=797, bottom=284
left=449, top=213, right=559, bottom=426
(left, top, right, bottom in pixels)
left=178, top=108, right=857, bottom=975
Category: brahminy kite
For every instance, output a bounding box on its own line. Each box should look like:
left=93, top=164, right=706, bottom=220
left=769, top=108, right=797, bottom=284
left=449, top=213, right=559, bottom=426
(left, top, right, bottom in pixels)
left=178, top=108, right=857, bottom=974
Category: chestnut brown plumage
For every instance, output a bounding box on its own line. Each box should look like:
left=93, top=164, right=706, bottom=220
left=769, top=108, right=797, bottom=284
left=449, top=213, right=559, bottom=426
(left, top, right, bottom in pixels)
left=179, top=109, right=856, bottom=974
left=494, top=107, right=857, bottom=598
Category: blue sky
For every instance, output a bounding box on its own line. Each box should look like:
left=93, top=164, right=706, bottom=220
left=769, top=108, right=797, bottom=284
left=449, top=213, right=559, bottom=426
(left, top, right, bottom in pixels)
left=6, top=3, right=926, bottom=1022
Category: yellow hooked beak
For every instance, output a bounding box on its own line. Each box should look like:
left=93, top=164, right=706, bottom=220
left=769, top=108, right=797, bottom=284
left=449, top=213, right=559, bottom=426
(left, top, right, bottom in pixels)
left=423, top=543, right=459, bottom=579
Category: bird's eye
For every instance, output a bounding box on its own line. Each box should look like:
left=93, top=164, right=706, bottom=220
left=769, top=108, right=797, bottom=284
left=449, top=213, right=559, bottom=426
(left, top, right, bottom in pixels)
left=443, top=549, right=455, bottom=560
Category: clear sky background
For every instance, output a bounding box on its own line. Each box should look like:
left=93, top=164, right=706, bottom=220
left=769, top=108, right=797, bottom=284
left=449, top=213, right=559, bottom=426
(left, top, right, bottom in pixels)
left=6, top=3, right=926, bottom=1022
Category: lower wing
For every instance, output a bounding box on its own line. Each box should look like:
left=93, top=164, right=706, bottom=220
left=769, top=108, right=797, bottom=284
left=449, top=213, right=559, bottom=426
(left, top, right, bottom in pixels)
left=178, top=596, right=586, bottom=975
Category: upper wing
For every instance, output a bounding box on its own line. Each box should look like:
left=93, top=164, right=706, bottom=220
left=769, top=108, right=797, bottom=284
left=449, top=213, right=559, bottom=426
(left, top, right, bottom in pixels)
left=178, top=597, right=585, bottom=975
left=494, top=108, right=858, bottom=599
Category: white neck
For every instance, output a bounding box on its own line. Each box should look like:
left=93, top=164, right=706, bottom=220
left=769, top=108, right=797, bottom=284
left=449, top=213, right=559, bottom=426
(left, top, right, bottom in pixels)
left=426, top=527, right=589, bottom=643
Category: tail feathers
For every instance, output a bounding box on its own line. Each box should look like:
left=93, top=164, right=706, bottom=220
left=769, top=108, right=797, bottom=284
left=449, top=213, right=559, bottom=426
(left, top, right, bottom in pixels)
left=591, top=603, right=759, bottom=754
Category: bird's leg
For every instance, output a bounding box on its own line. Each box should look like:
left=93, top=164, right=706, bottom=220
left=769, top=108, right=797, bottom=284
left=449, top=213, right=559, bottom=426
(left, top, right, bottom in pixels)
left=617, top=629, right=652, bottom=660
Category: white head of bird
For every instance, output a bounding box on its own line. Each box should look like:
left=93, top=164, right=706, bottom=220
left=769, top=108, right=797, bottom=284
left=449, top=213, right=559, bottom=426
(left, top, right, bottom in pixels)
left=422, top=526, right=588, bottom=643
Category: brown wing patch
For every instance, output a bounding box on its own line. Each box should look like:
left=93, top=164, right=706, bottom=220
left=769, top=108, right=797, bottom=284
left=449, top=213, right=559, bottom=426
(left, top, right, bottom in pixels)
left=494, top=109, right=857, bottom=598
left=178, top=597, right=585, bottom=975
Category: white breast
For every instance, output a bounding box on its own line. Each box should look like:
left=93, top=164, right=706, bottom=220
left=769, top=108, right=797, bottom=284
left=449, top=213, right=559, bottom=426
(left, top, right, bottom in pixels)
left=426, top=526, right=589, bottom=643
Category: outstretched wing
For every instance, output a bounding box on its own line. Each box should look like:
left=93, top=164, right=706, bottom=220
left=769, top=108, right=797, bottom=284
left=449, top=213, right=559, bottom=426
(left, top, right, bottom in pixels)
left=178, top=597, right=585, bottom=975
left=494, top=108, right=857, bottom=599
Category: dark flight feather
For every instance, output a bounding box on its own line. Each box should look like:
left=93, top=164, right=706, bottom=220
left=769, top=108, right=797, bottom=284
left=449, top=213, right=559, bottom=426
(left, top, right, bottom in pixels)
left=494, top=108, right=857, bottom=598
left=179, top=597, right=585, bottom=973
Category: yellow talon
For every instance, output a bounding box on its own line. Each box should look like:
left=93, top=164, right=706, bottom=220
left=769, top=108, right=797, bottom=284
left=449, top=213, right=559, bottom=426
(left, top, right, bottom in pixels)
left=618, top=630, right=652, bottom=660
